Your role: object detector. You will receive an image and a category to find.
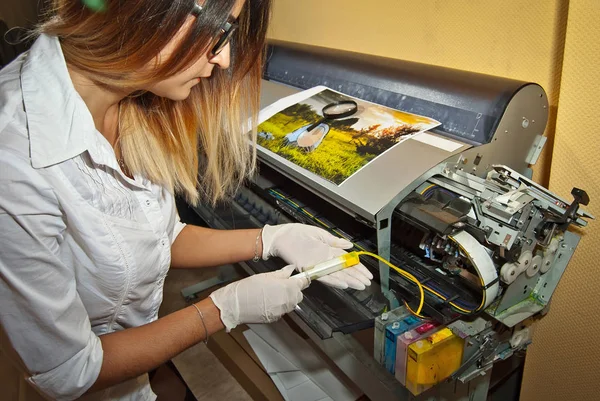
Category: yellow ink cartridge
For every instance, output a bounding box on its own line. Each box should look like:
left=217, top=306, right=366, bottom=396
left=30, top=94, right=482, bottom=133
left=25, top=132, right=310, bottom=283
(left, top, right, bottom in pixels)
left=405, top=327, right=464, bottom=396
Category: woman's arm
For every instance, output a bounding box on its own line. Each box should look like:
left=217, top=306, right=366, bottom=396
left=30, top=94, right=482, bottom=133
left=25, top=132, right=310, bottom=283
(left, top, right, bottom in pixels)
left=88, top=264, right=308, bottom=394
left=170, top=225, right=262, bottom=269
left=170, top=223, right=373, bottom=290
left=87, top=298, right=223, bottom=393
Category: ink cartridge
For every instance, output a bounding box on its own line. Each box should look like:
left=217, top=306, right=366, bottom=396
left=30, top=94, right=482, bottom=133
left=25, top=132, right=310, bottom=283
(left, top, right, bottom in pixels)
left=405, top=328, right=464, bottom=395
left=384, top=315, right=421, bottom=374
left=395, top=321, right=440, bottom=385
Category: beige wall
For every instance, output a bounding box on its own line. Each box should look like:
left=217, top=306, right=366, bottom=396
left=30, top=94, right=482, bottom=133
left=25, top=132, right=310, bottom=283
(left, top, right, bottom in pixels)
left=269, top=1, right=600, bottom=399
left=520, top=1, right=600, bottom=400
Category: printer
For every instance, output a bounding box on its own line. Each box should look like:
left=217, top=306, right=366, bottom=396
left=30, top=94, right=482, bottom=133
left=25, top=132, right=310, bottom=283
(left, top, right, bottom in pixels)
left=191, top=40, right=593, bottom=400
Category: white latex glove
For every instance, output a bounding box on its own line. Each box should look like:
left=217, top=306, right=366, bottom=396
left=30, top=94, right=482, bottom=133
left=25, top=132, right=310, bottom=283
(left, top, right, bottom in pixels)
left=209, top=265, right=309, bottom=332
left=262, top=224, right=373, bottom=290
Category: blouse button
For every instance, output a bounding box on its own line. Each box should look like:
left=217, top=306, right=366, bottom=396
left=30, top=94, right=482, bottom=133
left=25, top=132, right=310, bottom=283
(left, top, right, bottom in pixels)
left=145, top=200, right=151, bottom=206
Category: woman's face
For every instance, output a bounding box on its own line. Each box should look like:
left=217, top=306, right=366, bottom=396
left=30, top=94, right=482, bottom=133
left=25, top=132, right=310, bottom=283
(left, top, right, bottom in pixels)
left=142, top=0, right=245, bottom=101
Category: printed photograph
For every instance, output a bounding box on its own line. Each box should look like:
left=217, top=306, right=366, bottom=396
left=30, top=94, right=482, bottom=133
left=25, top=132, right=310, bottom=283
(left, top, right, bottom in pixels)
left=257, top=88, right=440, bottom=185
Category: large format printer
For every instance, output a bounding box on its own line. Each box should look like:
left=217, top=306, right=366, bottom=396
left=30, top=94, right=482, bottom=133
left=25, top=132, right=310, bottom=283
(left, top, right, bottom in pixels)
left=190, top=41, right=593, bottom=400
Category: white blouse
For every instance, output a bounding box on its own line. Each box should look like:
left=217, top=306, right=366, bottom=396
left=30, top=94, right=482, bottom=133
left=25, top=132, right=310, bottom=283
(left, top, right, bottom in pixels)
left=0, top=34, right=186, bottom=400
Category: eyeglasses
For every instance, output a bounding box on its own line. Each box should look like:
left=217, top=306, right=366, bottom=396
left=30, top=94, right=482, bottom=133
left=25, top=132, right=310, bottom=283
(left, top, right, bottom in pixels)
left=191, top=3, right=238, bottom=58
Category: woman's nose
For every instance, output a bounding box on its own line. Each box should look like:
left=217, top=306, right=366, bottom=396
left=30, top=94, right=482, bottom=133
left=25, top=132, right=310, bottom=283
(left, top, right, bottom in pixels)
left=210, top=43, right=231, bottom=69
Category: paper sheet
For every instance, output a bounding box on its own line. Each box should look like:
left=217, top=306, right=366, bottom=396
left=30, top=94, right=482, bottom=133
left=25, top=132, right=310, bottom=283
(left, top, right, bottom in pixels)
left=247, top=321, right=360, bottom=401
left=257, top=86, right=441, bottom=186
left=244, top=329, right=332, bottom=401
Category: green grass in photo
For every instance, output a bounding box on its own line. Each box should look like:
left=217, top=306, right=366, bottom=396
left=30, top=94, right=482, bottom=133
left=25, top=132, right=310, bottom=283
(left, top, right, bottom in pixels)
left=258, top=113, right=377, bottom=185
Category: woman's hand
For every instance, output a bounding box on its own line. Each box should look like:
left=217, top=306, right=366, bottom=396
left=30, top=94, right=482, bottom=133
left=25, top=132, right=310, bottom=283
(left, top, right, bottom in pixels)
left=261, top=224, right=373, bottom=290
left=209, top=265, right=308, bottom=332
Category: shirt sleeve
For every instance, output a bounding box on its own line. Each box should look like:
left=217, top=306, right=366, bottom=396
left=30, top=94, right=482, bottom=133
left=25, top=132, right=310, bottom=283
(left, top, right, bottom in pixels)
left=170, top=196, right=187, bottom=243
left=173, top=218, right=187, bottom=242
left=0, top=152, right=103, bottom=401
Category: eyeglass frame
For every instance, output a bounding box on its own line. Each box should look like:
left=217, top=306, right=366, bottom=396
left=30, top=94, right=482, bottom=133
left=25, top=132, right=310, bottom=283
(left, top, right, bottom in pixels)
left=191, top=3, right=238, bottom=58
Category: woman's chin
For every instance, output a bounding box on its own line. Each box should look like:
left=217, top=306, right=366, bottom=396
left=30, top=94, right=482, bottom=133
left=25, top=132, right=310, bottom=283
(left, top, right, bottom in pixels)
left=156, top=86, right=193, bottom=101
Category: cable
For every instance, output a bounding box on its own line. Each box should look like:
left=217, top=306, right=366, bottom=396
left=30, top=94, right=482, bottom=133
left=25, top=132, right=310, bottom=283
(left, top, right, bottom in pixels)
left=356, top=251, right=426, bottom=317
left=423, top=284, right=475, bottom=314
left=419, top=184, right=459, bottom=201
left=357, top=251, right=483, bottom=316
left=446, top=234, right=488, bottom=313
left=268, top=189, right=368, bottom=251
left=267, top=188, right=483, bottom=314
left=419, top=184, right=436, bottom=195
left=269, top=189, right=329, bottom=227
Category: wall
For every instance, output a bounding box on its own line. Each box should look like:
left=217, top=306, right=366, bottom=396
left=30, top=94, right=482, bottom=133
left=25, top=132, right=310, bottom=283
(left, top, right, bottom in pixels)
left=520, top=1, right=600, bottom=400
left=269, top=1, right=600, bottom=400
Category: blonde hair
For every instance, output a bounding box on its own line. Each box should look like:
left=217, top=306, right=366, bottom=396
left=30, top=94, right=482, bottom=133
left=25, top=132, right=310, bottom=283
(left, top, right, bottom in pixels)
left=39, top=0, right=271, bottom=205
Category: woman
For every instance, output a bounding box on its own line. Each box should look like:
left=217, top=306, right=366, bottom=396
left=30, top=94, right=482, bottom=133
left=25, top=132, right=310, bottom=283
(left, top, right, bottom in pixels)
left=0, top=1, right=373, bottom=400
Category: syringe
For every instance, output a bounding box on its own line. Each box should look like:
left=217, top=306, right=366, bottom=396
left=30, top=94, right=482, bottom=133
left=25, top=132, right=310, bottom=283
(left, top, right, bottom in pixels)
left=291, top=252, right=360, bottom=282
